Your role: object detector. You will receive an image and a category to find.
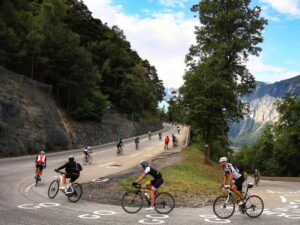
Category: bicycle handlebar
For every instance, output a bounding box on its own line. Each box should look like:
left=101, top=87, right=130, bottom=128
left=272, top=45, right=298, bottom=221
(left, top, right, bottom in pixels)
left=54, top=170, right=66, bottom=175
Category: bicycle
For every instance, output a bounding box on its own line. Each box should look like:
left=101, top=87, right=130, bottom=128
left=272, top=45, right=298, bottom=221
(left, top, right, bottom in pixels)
left=121, top=184, right=175, bottom=214
left=82, top=155, right=92, bottom=165
left=254, top=176, right=260, bottom=186
left=48, top=171, right=82, bottom=203
left=213, top=183, right=264, bottom=219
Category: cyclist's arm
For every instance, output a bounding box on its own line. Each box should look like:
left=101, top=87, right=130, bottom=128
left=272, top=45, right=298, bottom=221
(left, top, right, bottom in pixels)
left=135, top=173, right=147, bottom=183
left=223, top=174, right=227, bottom=185
left=56, top=163, right=67, bottom=171
left=228, top=173, right=234, bottom=186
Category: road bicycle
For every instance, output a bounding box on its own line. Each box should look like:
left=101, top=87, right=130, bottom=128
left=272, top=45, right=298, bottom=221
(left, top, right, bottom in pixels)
left=121, top=184, right=175, bottom=214
left=82, top=155, right=92, bottom=165
left=48, top=171, right=82, bottom=203
left=213, top=183, right=264, bottom=219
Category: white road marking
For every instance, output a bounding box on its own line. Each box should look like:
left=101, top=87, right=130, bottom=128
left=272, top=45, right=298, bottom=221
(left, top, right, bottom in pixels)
left=93, top=210, right=117, bottom=215
left=97, top=162, right=115, bottom=167
left=92, top=178, right=110, bottom=183
left=78, top=214, right=100, bottom=219
left=25, top=183, right=35, bottom=193
left=130, top=153, right=141, bottom=158
left=280, top=196, right=287, bottom=203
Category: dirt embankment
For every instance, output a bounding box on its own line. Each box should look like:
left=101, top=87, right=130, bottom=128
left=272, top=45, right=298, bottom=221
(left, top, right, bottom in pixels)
left=81, top=150, right=216, bottom=208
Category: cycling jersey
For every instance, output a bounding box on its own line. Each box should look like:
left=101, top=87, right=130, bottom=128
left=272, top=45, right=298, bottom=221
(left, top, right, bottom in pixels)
left=36, top=154, right=46, bottom=167
left=57, top=161, right=79, bottom=175
left=144, top=167, right=162, bottom=180
left=224, top=163, right=241, bottom=180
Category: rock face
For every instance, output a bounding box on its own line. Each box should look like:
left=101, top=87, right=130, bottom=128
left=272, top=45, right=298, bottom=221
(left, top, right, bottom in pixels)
left=229, top=77, right=300, bottom=147
left=0, top=66, right=162, bottom=157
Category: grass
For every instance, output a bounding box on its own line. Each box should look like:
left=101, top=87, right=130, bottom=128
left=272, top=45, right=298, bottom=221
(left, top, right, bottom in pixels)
left=119, top=146, right=223, bottom=196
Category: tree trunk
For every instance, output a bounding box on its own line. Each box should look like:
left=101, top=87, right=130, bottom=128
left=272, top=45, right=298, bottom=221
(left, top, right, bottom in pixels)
left=204, top=126, right=212, bottom=164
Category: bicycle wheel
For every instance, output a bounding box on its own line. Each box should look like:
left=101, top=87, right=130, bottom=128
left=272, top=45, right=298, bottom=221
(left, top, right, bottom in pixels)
left=244, top=195, right=264, bottom=218
left=155, top=192, right=175, bottom=214
left=68, top=183, right=82, bottom=203
left=121, top=192, right=143, bottom=214
left=82, top=157, right=87, bottom=166
left=213, top=195, right=235, bottom=219
left=48, top=180, right=59, bottom=199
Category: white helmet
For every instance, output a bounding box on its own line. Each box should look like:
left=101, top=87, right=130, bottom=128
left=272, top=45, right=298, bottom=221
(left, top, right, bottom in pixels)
left=219, top=157, right=227, bottom=163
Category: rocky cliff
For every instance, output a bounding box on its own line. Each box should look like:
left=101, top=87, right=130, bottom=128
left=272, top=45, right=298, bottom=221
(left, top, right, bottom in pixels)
left=229, top=76, right=300, bottom=147
left=0, top=67, right=162, bottom=157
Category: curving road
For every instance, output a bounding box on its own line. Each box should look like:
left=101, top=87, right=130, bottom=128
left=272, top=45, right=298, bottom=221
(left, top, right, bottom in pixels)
left=1, top=124, right=300, bottom=225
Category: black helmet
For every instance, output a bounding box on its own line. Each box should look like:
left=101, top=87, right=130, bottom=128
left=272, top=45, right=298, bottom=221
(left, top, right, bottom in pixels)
left=68, top=156, right=75, bottom=162
left=141, top=160, right=148, bottom=168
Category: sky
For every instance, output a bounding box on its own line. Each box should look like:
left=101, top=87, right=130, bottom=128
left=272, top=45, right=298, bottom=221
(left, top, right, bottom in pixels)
left=83, top=0, right=300, bottom=88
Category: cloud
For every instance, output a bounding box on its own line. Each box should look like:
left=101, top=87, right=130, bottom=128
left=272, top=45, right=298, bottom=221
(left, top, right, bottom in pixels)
left=82, top=0, right=197, bottom=88
left=247, top=56, right=300, bottom=82
left=260, top=0, right=300, bottom=16
left=159, top=0, right=188, bottom=8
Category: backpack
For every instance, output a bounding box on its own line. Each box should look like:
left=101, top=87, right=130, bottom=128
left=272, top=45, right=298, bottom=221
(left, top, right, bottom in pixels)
left=76, top=163, right=82, bottom=172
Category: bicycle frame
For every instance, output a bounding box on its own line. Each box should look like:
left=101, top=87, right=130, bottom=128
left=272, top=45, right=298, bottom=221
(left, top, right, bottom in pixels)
left=223, top=183, right=253, bottom=208
left=54, top=173, right=74, bottom=194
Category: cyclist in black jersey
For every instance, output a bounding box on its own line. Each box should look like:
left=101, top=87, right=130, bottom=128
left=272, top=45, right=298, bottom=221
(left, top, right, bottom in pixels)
left=132, top=160, right=164, bottom=211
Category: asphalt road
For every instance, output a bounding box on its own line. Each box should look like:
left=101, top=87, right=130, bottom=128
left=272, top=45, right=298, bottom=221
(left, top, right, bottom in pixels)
left=1, top=124, right=300, bottom=225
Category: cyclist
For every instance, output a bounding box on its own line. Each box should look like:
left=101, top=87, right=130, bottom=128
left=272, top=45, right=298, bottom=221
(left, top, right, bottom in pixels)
left=148, top=131, right=152, bottom=140
left=172, top=134, right=178, bottom=147
left=117, top=138, right=124, bottom=155
left=83, top=146, right=92, bottom=162
left=35, top=151, right=46, bottom=181
left=135, top=137, right=140, bottom=150
left=164, top=135, right=170, bottom=149
left=132, top=160, right=164, bottom=211
left=158, top=132, right=162, bottom=141
left=254, top=169, right=260, bottom=185
left=177, top=125, right=180, bottom=134
left=219, top=157, right=245, bottom=206
left=55, top=156, right=80, bottom=193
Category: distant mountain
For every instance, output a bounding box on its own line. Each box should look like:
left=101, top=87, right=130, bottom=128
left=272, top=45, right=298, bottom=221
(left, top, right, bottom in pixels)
left=229, top=75, right=300, bottom=147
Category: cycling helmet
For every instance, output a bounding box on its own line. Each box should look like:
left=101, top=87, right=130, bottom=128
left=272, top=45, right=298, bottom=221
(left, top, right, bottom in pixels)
left=68, top=156, right=75, bottom=161
left=141, top=160, right=148, bottom=168
left=219, top=157, right=227, bottom=163
left=40, top=151, right=45, bottom=155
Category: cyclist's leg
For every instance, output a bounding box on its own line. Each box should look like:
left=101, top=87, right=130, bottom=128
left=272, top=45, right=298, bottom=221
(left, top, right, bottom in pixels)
left=61, top=174, right=67, bottom=187
left=150, top=178, right=164, bottom=207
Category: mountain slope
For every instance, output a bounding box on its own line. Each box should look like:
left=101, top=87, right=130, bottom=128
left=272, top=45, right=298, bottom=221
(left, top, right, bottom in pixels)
left=229, top=75, right=300, bottom=147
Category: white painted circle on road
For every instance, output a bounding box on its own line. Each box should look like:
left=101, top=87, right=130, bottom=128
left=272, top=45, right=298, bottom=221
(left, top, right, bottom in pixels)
left=78, top=214, right=100, bottom=219
left=18, top=204, right=41, bottom=209
left=146, top=214, right=169, bottom=219
left=139, top=219, right=165, bottom=224
left=39, top=203, right=60, bottom=208
left=94, top=210, right=117, bottom=215
left=204, top=218, right=231, bottom=224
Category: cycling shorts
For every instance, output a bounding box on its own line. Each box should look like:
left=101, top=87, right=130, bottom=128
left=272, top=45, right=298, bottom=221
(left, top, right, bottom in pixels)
left=36, top=163, right=44, bottom=170
left=151, top=177, right=164, bottom=190
left=65, top=173, right=79, bottom=183
left=234, top=176, right=244, bottom=191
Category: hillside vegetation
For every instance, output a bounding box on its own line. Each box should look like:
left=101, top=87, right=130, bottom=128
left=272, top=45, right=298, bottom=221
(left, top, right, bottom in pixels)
left=120, top=146, right=222, bottom=196
left=0, top=0, right=164, bottom=121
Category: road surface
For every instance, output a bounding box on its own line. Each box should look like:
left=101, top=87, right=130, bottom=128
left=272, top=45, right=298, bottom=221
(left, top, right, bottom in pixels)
left=1, top=124, right=300, bottom=225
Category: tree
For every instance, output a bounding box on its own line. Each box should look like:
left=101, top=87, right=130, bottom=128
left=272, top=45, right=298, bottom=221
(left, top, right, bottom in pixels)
left=182, top=0, right=267, bottom=163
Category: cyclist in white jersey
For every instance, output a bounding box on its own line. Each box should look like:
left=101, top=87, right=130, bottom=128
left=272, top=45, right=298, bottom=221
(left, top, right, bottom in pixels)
left=219, top=157, right=245, bottom=206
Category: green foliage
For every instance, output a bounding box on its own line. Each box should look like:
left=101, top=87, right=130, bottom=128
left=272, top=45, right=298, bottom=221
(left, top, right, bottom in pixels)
left=179, top=0, right=267, bottom=161
left=0, top=0, right=164, bottom=121
left=233, top=95, right=300, bottom=176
